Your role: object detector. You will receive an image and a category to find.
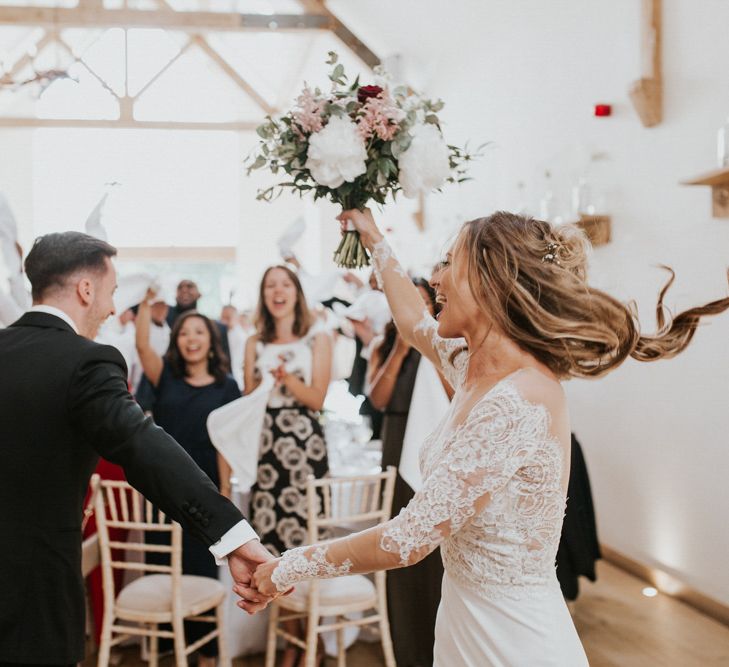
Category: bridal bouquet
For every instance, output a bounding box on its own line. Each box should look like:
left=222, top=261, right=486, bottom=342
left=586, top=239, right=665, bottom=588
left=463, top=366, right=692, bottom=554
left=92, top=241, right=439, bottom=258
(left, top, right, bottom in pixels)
left=247, top=52, right=478, bottom=268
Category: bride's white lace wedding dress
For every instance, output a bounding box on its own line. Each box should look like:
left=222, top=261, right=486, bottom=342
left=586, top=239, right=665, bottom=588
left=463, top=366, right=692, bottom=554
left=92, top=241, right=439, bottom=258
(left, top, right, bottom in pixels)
left=268, top=242, right=589, bottom=666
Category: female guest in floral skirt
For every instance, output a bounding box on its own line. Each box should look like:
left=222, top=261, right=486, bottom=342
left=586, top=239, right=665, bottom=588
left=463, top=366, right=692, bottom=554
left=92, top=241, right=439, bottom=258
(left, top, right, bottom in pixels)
left=245, top=265, right=332, bottom=667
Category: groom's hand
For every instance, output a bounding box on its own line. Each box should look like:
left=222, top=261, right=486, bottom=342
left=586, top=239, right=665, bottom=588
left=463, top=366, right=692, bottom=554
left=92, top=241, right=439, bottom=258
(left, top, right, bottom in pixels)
left=228, top=540, right=276, bottom=614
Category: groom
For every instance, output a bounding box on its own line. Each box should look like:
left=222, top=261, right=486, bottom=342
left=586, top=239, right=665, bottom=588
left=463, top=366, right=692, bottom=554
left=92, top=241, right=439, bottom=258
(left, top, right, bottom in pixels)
left=0, top=232, right=270, bottom=666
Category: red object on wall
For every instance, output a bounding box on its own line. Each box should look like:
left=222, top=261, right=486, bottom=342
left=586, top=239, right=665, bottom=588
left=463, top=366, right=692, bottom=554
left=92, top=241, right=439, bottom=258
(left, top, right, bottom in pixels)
left=594, top=104, right=612, bottom=117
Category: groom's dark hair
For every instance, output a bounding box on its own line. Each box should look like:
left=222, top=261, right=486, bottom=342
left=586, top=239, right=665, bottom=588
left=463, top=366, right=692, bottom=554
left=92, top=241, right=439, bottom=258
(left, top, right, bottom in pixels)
left=25, top=231, right=117, bottom=300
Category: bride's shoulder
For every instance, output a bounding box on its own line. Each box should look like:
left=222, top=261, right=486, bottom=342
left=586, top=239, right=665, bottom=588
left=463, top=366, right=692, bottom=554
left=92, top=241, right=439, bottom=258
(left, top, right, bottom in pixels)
left=507, top=367, right=566, bottom=416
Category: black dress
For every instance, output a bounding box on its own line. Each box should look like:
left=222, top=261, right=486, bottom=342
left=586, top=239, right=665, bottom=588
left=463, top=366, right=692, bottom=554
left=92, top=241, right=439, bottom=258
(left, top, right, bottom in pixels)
left=556, top=434, right=601, bottom=600
left=380, top=349, right=444, bottom=667
left=146, top=362, right=240, bottom=657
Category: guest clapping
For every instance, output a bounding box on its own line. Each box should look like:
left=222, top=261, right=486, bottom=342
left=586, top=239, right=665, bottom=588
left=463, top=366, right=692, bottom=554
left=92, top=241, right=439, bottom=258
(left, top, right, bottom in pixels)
left=245, top=265, right=331, bottom=667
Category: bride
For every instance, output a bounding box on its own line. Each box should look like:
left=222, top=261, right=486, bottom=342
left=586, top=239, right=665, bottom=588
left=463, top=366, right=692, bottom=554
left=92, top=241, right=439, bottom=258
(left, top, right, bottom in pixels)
left=243, top=208, right=729, bottom=666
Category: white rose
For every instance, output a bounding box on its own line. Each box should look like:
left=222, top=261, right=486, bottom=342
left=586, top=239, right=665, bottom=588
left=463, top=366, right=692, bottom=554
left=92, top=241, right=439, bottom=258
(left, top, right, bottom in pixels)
left=398, top=122, right=451, bottom=198
left=283, top=525, right=308, bottom=549
left=256, top=463, right=279, bottom=491
left=290, top=463, right=314, bottom=490
left=259, top=428, right=273, bottom=455
left=281, top=447, right=306, bottom=471
left=292, top=416, right=314, bottom=441
left=305, top=115, right=368, bottom=189
left=253, top=506, right=276, bottom=535
left=273, top=436, right=298, bottom=461
left=277, top=517, right=301, bottom=542
left=278, top=485, right=304, bottom=516
left=305, top=434, right=327, bottom=461
left=252, top=491, right=275, bottom=512
left=275, top=409, right=300, bottom=434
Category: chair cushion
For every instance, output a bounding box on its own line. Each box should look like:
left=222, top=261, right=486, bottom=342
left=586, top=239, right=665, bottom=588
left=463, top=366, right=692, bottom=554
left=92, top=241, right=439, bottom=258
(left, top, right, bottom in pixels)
left=115, top=574, right=225, bottom=618
left=281, top=575, right=376, bottom=610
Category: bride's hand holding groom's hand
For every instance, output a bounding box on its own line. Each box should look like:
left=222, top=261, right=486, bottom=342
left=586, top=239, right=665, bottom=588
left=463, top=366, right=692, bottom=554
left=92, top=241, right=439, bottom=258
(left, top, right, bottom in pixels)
left=251, top=557, right=282, bottom=598
left=231, top=555, right=288, bottom=613
left=227, top=540, right=277, bottom=614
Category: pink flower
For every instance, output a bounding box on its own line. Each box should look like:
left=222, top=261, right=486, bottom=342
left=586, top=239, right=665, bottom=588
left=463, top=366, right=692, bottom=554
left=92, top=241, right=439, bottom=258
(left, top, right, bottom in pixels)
left=292, top=86, right=324, bottom=134
left=356, top=90, right=406, bottom=141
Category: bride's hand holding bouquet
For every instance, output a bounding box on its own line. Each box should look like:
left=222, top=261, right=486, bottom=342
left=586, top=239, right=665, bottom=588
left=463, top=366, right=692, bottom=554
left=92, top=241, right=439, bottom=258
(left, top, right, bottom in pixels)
left=336, top=207, right=382, bottom=250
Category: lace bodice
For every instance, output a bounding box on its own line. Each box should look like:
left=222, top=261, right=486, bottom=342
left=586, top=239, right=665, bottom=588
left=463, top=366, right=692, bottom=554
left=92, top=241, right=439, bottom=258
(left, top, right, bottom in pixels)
left=386, top=367, right=566, bottom=598
left=270, top=240, right=568, bottom=601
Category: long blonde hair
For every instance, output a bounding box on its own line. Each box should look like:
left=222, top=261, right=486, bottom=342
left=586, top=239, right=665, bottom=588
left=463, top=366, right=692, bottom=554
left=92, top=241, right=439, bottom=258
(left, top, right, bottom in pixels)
left=455, top=212, right=729, bottom=379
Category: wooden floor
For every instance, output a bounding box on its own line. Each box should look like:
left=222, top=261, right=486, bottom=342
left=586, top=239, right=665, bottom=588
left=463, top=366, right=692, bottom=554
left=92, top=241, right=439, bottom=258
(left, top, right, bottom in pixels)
left=84, top=561, right=729, bottom=667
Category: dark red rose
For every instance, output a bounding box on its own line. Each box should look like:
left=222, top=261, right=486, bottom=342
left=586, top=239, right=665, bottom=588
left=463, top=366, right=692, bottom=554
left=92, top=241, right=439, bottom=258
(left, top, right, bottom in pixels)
left=357, top=85, right=383, bottom=104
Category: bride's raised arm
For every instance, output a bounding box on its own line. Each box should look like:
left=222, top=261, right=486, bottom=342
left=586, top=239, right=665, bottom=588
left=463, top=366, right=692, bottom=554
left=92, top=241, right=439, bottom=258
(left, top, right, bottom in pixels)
left=337, top=208, right=466, bottom=388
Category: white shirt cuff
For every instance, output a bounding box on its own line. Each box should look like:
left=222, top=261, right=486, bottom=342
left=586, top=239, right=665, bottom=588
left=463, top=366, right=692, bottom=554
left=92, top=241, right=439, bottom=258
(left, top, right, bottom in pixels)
left=209, top=519, right=259, bottom=565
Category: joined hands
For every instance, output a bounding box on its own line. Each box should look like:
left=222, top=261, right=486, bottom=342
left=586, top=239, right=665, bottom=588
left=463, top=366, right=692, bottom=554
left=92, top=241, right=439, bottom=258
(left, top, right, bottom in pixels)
left=227, top=540, right=288, bottom=614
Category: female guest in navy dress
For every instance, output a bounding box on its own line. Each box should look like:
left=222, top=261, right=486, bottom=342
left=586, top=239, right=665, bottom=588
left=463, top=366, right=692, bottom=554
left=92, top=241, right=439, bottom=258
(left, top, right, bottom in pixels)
left=136, top=289, right=240, bottom=667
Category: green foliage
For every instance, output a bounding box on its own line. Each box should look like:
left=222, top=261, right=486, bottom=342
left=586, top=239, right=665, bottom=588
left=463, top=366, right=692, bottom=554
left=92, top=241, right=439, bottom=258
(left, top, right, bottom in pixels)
left=243, top=53, right=483, bottom=267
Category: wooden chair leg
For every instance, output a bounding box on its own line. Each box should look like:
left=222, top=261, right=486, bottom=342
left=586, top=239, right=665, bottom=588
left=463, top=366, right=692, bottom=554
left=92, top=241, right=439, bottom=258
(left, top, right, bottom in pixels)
left=265, top=602, right=279, bottom=667
left=172, top=614, right=187, bottom=667
left=96, top=611, right=113, bottom=667
left=337, top=622, right=346, bottom=667
left=376, top=579, right=396, bottom=667
left=304, top=613, right=320, bottom=667
left=149, top=624, right=159, bottom=667
left=216, top=602, right=231, bottom=667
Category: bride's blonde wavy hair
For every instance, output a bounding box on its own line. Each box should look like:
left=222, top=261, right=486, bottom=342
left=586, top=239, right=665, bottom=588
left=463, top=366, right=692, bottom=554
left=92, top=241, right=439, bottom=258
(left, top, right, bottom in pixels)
left=454, top=211, right=729, bottom=379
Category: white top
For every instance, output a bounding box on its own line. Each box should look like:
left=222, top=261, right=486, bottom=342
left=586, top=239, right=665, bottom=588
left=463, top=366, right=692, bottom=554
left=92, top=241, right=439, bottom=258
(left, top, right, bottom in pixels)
left=255, top=334, right=314, bottom=409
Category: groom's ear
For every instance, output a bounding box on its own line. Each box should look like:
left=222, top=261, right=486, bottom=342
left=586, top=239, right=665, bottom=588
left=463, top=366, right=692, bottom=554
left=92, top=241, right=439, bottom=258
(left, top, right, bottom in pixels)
left=75, top=276, right=95, bottom=306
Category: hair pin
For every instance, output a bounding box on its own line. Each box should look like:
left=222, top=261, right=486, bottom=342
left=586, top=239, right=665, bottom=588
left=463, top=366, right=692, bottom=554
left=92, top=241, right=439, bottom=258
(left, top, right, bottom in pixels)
left=542, top=242, right=561, bottom=265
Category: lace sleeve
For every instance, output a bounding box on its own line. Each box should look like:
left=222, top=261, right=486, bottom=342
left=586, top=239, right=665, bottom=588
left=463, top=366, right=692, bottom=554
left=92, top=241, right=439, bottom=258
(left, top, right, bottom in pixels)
left=371, top=237, right=467, bottom=389
left=380, top=385, right=548, bottom=566
left=412, top=310, right=468, bottom=389
left=271, top=545, right=354, bottom=592
left=269, top=384, right=551, bottom=591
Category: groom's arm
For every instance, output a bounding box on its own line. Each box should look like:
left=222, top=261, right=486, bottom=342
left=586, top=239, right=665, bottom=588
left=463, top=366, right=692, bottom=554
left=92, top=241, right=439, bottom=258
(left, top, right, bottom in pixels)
left=67, top=344, right=254, bottom=550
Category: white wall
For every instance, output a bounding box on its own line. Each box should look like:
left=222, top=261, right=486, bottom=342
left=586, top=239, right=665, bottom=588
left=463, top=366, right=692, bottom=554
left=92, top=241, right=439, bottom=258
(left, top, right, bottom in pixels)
left=329, top=0, right=729, bottom=604
left=0, top=129, right=34, bottom=251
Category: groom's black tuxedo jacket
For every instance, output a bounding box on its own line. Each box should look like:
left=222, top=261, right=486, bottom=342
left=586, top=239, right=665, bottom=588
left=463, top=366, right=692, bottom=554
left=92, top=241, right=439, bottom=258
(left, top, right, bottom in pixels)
left=0, top=311, right=243, bottom=664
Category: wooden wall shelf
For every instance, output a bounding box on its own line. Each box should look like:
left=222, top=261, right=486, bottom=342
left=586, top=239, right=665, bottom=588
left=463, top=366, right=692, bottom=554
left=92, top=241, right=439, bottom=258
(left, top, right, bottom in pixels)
left=577, top=214, right=611, bottom=246
left=682, top=167, right=729, bottom=218
left=629, top=0, right=663, bottom=128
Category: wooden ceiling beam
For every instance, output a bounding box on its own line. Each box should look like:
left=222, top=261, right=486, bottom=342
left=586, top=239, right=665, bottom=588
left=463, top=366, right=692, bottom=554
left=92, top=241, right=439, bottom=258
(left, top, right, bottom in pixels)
left=0, top=117, right=259, bottom=130
left=296, top=0, right=379, bottom=68
left=0, top=7, right=331, bottom=32
left=3, top=30, right=56, bottom=79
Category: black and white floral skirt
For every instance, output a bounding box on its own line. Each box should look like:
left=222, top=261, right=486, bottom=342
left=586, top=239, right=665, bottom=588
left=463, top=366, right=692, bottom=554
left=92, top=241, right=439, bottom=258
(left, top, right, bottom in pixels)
left=249, top=405, right=329, bottom=556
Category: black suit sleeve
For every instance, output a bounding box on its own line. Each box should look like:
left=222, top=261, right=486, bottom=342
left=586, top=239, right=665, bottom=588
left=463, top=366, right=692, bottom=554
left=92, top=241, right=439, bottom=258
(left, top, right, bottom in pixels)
left=67, top=344, right=243, bottom=546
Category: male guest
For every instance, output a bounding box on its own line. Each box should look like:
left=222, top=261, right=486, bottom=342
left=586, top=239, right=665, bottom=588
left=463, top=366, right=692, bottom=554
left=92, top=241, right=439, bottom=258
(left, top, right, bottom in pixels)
left=165, top=278, right=200, bottom=327
left=0, top=232, right=271, bottom=667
